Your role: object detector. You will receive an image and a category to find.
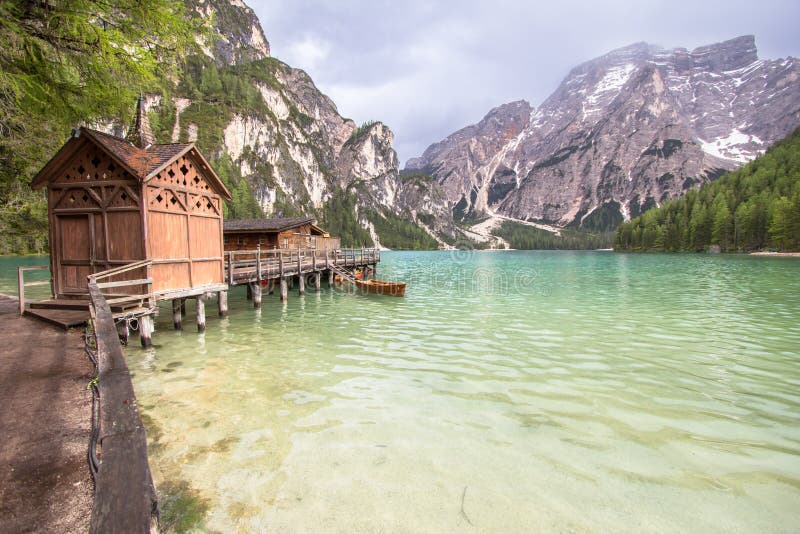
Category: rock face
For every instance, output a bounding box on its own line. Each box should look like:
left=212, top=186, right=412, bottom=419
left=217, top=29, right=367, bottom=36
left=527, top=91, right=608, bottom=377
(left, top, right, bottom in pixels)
left=407, top=35, right=800, bottom=229
left=188, top=0, right=270, bottom=65
left=147, top=0, right=455, bottom=247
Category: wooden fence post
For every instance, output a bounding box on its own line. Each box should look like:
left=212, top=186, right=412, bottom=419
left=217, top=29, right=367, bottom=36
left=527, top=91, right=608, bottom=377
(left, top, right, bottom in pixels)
left=17, top=266, right=24, bottom=316
left=256, top=245, right=262, bottom=281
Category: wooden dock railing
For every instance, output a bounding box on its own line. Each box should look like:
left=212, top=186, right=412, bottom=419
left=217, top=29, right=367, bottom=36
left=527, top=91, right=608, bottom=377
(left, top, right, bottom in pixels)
left=86, top=281, right=159, bottom=532
left=87, top=260, right=155, bottom=316
left=225, top=247, right=380, bottom=286
left=17, top=265, right=50, bottom=315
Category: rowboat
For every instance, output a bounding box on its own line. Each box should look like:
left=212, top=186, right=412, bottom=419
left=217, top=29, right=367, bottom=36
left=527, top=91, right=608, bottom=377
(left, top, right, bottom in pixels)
left=354, top=279, right=406, bottom=297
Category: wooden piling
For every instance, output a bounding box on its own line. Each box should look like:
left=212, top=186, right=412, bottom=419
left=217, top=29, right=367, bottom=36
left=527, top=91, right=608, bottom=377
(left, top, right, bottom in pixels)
left=314, top=271, right=322, bottom=292
left=267, top=280, right=275, bottom=295
left=196, top=296, right=206, bottom=332
left=246, top=284, right=253, bottom=300
left=328, top=269, right=334, bottom=286
left=172, top=299, right=182, bottom=330
left=218, top=290, right=228, bottom=317
left=252, top=282, right=262, bottom=309
left=280, top=277, right=288, bottom=301
left=181, top=298, right=186, bottom=316
left=117, top=319, right=129, bottom=345
left=298, top=273, right=305, bottom=295
left=139, top=314, right=154, bottom=348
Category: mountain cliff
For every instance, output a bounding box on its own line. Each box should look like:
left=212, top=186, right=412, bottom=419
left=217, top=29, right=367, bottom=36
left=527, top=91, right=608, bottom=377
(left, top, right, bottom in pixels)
left=138, top=0, right=455, bottom=249
left=406, top=36, right=800, bottom=235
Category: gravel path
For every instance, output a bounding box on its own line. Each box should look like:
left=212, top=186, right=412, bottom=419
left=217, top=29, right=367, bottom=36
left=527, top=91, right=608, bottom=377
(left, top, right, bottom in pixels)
left=0, top=295, right=93, bottom=532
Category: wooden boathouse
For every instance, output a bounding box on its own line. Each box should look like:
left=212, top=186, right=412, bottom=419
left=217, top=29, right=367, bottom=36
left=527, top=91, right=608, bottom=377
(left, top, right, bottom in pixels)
left=27, top=97, right=232, bottom=344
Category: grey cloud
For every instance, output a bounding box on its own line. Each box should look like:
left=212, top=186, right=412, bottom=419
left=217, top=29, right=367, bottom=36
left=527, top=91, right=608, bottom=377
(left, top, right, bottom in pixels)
left=249, top=0, right=799, bottom=164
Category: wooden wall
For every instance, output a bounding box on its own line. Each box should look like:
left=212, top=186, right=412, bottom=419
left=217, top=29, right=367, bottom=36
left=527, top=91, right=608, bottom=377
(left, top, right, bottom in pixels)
left=224, top=223, right=334, bottom=252
left=46, top=141, right=144, bottom=297
left=145, top=153, right=224, bottom=293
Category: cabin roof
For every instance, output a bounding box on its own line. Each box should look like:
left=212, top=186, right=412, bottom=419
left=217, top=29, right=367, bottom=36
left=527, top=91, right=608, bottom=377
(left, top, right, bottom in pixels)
left=31, top=127, right=232, bottom=200
left=223, top=217, right=320, bottom=234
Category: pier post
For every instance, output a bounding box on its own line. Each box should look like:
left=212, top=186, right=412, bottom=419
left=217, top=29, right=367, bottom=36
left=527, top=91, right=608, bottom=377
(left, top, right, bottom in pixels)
left=280, top=277, right=288, bottom=301
left=117, top=319, right=129, bottom=345
left=328, top=269, right=334, bottom=287
left=246, top=283, right=253, bottom=300
left=256, top=245, right=262, bottom=282
left=140, top=314, right=154, bottom=348
left=196, top=296, right=206, bottom=332
left=181, top=298, right=187, bottom=316
left=267, top=280, right=275, bottom=295
left=252, top=282, right=262, bottom=309
left=298, top=273, right=305, bottom=295
left=288, top=276, right=294, bottom=289
left=314, top=272, right=321, bottom=292
left=172, top=299, right=182, bottom=330
left=218, top=290, right=228, bottom=317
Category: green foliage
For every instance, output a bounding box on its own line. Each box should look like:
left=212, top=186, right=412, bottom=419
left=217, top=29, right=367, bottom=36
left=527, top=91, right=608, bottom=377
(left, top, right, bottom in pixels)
left=345, top=120, right=378, bottom=145
left=397, top=171, right=434, bottom=190
left=494, top=221, right=614, bottom=250
left=320, top=190, right=373, bottom=248
left=615, top=127, right=800, bottom=252
left=0, top=0, right=204, bottom=254
left=366, top=210, right=439, bottom=250
left=211, top=154, right=263, bottom=220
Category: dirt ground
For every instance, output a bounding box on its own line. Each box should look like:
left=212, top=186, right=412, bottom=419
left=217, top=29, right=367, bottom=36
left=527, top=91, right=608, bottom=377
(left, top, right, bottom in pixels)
left=0, top=295, right=93, bottom=532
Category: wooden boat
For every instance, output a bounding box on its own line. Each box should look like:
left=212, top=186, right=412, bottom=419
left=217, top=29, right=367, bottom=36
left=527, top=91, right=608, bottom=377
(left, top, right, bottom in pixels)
left=354, top=279, right=406, bottom=297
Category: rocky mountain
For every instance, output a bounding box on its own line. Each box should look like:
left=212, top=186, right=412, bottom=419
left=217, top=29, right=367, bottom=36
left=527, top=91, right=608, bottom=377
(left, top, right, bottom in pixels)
left=141, top=0, right=455, bottom=249
left=406, top=35, right=800, bottom=234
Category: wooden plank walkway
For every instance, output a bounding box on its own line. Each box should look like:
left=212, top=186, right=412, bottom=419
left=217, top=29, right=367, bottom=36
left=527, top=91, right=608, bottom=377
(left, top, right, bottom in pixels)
left=0, top=294, right=92, bottom=532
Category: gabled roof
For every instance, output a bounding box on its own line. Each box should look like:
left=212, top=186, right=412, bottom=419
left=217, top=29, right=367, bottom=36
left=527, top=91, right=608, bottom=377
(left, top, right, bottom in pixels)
left=31, top=127, right=232, bottom=200
left=224, top=217, right=318, bottom=233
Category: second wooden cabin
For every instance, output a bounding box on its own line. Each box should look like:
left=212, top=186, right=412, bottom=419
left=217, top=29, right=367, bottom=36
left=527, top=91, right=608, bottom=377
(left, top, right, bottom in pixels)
left=223, top=217, right=340, bottom=254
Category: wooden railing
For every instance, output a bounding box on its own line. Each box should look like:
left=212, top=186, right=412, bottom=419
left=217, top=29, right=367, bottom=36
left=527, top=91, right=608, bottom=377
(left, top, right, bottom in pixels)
left=87, top=260, right=154, bottom=314
left=17, top=265, right=50, bottom=315
left=225, top=247, right=380, bottom=284
left=86, top=281, right=158, bottom=532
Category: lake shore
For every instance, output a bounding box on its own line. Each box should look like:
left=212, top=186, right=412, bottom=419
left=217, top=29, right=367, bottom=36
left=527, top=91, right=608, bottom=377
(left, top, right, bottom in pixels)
left=750, top=251, right=800, bottom=257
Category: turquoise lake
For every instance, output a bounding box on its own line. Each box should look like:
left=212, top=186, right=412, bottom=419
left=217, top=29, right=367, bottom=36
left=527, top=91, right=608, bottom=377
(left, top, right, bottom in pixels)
left=2, top=251, right=799, bottom=531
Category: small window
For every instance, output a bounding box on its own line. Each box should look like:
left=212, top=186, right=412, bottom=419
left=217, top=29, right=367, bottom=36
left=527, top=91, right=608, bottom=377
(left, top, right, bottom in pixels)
left=283, top=237, right=289, bottom=248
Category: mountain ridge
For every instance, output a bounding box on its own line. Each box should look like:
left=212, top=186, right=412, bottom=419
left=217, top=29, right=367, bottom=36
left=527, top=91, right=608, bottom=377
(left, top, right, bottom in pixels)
left=406, top=35, right=800, bottom=239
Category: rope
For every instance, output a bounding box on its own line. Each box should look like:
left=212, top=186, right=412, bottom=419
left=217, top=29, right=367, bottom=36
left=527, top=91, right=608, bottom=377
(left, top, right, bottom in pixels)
left=84, top=325, right=102, bottom=480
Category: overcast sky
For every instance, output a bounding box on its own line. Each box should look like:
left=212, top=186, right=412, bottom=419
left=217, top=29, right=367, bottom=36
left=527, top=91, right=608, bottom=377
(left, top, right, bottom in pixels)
left=247, top=0, right=799, bottom=165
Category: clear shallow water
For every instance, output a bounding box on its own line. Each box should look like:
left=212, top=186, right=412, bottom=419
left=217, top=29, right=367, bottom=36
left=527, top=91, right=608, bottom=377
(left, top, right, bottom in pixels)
left=4, top=252, right=800, bottom=531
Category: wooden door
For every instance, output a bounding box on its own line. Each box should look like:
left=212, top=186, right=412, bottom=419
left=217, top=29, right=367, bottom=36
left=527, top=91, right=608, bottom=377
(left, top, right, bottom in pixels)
left=56, top=214, right=94, bottom=294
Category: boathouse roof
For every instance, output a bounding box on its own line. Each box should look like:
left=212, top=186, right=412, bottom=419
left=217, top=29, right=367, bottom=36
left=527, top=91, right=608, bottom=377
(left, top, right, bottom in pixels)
left=223, top=217, right=323, bottom=234
left=30, top=129, right=232, bottom=200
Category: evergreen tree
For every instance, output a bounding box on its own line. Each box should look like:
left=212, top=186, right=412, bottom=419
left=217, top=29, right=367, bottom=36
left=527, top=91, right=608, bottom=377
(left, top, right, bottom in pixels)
left=615, top=127, right=800, bottom=252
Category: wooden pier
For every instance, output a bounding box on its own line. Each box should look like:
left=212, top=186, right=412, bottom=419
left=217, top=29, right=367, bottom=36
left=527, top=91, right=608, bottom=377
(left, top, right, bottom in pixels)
left=226, top=247, right=378, bottom=306
left=18, top=247, right=380, bottom=345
